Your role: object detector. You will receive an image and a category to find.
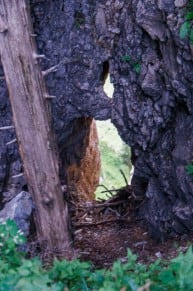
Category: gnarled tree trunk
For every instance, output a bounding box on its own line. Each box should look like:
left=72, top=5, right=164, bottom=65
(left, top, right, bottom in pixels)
left=1, top=0, right=193, bottom=241
left=0, top=0, right=72, bottom=257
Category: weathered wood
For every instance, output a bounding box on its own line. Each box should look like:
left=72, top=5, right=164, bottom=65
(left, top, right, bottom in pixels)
left=0, top=0, right=72, bottom=257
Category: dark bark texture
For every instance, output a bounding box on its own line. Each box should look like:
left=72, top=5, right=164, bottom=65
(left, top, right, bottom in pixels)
left=1, top=0, right=193, bottom=239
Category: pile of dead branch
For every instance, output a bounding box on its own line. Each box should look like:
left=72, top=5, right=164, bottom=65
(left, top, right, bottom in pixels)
left=70, top=185, right=137, bottom=228
left=27, top=185, right=139, bottom=262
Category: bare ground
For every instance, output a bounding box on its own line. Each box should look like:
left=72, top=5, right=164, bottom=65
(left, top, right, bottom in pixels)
left=71, top=187, right=193, bottom=268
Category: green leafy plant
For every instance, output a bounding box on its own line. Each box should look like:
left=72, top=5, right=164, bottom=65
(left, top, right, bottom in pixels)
left=2, top=220, right=193, bottom=290
left=0, top=219, right=26, bottom=267
left=95, top=140, right=131, bottom=199
left=121, top=55, right=141, bottom=74
left=0, top=220, right=54, bottom=291
left=180, top=1, right=193, bottom=43
left=121, top=55, right=131, bottom=62
left=152, top=247, right=193, bottom=290
left=186, top=164, right=193, bottom=174
left=133, top=63, right=141, bottom=74
left=49, top=259, right=91, bottom=290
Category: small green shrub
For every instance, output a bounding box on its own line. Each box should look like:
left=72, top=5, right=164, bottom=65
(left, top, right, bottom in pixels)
left=49, top=259, right=91, bottom=290
left=151, top=247, right=193, bottom=291
left=0, top=219, right=26, bottom=267
left=0, top=220, right=52, bottom=291
left=2, top=220, right=193, bottom=290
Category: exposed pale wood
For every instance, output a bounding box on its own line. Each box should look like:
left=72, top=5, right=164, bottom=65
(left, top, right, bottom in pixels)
left=6, top=138, right=17, bottom=145
left=42, top=64, right=59, bottom=76
left=12, top=173, right=24, bottom=179
left=0, top=0, right=72, bottom=257
left=0, top=125, right=14, bottom=130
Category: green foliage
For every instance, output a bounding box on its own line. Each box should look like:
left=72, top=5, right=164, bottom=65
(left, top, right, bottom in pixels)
left=98, top=140, right=131, bottom=189
left=151, top=247, right=193, bottom=291
left=180, top=21, right=192, bottom=40
left=95, top=140, right=131, bottom=199
left=186, top=164, right=193, bottom=174
left=2, top=220, right=193, bottom=290
left=180, top=1, right=193, bottom=43
left=133, top=63, right=141, bottom=74
left=186, top=11, right=193, bottom=20
left=0, top=219, right=26, bottom=267
left=121, top=55, right=131, bottom=62
left=49, top=259, right=91, bottom=290
left=0, top=220, right=52, bottom=291
left=48, top=250, right=151, bottom=291
left=96, top=121, right=131, bottom=200
left=96, top=120, right=125, bottom=153
left=120, top=143, right=132, bottom=166
left=121, top=55, right=141, bottom=74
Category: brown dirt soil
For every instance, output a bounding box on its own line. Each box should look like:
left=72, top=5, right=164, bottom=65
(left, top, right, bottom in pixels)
left=71, top=187, right=193, bottom=268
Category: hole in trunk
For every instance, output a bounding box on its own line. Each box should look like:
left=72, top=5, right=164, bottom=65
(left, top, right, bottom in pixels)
left=95, top=72, right=133, bottom=200
left=64, top=64, right=133, bottom=203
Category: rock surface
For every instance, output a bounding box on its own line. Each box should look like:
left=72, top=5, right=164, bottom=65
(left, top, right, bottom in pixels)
left=1, top=0, right=193, bottom=238
left=0, top=191, right=34, bottom=235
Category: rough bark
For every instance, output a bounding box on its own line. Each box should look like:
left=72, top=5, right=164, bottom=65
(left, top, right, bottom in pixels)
left=1, top=0, right=193, bottom=240
left=0, top=0, right=72, bottom=256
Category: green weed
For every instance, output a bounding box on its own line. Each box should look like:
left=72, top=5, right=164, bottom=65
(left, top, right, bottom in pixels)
left=180, top=1, right=193, bottom=43
left=186, top=164, right=193, bottom=174
left=1, top=220, right=193, bottom=290
left=95, top=121, right=131, bottom=200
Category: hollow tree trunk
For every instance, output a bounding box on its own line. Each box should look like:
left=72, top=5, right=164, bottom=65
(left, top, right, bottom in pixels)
left=1, top=0, right=193, bottom=241
left=29, top=0, right=193, bottom=240
left=0, top=0, right=72, bottom=257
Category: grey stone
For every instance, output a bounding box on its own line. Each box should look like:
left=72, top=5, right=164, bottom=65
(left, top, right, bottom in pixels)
left=0, top=191, right=34, bottom=235
left=174, top=0, right=187, bottom=8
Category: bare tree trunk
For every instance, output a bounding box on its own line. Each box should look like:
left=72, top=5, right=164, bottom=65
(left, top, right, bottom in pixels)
left=0, top=0, right=72, bottom=258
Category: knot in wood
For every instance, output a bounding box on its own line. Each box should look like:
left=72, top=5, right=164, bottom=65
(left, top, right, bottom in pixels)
left=0, top=18, right=8, bottom=33
left=42, top=197, right=54, bottom=209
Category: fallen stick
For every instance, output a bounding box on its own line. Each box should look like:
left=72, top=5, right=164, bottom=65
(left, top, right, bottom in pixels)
left=77, top=200, right=128, bottom=210
left=74, top=218, right=131, bottom=227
